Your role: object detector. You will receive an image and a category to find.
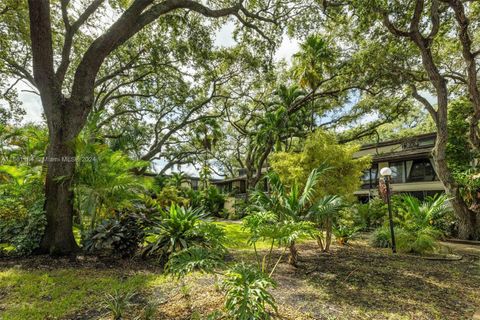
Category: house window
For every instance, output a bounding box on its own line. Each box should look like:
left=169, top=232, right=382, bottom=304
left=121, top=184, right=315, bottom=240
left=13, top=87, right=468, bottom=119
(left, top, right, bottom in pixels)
left=389, top=161, right=405, bottom=183
left=361, top=165, right=378, bottom=188
left=240, top=180, right=246, bottom=194
left=406, top=159, right=437, bottom=182
left=191, top=180, right=198, bottom=190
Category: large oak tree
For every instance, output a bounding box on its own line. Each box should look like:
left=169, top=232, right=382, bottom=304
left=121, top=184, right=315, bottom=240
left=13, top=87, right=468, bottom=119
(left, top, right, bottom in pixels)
left=2, top=0, right=282, bottom=255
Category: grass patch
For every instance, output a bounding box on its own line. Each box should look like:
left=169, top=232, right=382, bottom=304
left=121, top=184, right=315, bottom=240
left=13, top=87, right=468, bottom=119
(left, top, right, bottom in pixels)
left=1, top=225, right=479, bottom=320
left=217, top=220, right=312, bottom=250
left=216, top=221, right=274, bottom=250
left=0, top=268, right=165, bottom=320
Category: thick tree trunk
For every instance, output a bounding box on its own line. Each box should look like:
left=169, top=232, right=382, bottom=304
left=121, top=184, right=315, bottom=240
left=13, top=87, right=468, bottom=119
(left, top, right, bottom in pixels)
left=39, top=130, right=80, bottom=255
left=433, top=115, right=479, bottom=240
left=410, top=33, right=479, bottom=240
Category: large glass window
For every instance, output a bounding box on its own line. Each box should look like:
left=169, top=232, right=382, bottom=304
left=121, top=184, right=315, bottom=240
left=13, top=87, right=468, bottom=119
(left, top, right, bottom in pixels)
left=390, top=161, right=405, bottom=183
left=361, top=166, right=378, bottom=189
left=406, top=159, right=437, bottom=182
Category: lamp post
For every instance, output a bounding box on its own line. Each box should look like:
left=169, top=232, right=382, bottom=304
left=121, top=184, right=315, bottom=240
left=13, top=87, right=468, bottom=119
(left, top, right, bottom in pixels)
left=380, top=167, right=396, bottom=253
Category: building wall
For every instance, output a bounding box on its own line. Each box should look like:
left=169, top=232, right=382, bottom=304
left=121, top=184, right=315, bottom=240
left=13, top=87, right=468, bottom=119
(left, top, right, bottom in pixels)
left=354, top=144, right=403, bottom=158
left=354, top=135, right=445, bottom=200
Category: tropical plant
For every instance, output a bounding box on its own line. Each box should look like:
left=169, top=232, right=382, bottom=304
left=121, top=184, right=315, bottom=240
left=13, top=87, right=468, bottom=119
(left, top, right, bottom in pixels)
left=166, top=246, right=225, bottom=278
left=292, top=34, right=335, bottom=90
left=352, top=198, right=386, bottom=231
left=372, top=225, right=441, bottom=254
left=243, top=211, right=314, bottom=273
left=307, top=195, right=345, bottom=252
left=249, top=166, right=328, bottom=266
left=142, top=205, right=225, bottom=262
left=83, top=211, right=147, bottom=257
left=332, top=225, right=359, bottom=246
left=75, top=139, right=149, bottom=231
left=396, top=194, right=452, bottom=237
left=371, top=194, right=451, bottom=254
left=223, top=263, right=277, bottom=320
left=168, top=172, right=190, bottom=189
left=201, top=185, right=226, bottom=216
left=0, top=164, right=46, bottom=255
left=102, top=290, right=134, bottom=320
left=155, top=186, right=189, bottom=208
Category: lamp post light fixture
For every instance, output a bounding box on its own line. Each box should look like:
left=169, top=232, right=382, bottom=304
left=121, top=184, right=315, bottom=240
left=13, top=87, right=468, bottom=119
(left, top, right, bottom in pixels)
left=380, top=167, right=397, bottom=253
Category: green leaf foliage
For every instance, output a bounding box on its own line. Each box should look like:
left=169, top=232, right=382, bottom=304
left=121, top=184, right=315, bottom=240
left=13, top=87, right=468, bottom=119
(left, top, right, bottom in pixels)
left=271, top=129, right=371, bottom=200
left=223, top=263, right=277, bottom=320
left=142, top=205, right=226, bottom=262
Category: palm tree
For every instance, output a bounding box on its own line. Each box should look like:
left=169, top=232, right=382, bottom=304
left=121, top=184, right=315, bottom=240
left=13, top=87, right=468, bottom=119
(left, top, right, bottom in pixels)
left=308, top=195, right=345, bottom=252
left=253, top=84, right=306, bottom=152
left=194, top=119, right=222, bottom=189
left=251, top=165, right=329, bottom=266
left=397, top=194, right=452, bottom=233
left=74, top=137, right=148, bottom=231
left=168, top=171, right=189, bottom=189
left=292, top=35, right=335, bottom=90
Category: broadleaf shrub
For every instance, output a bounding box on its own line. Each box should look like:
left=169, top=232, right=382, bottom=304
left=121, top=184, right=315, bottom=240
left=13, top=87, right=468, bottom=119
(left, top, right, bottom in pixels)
left=0, top=199, right=46, bottom=255
left=0, top=168, right=46, bottom=256
left=223, top=263, right=277, bottom=320
left=83, top=212, right=147, bottom=257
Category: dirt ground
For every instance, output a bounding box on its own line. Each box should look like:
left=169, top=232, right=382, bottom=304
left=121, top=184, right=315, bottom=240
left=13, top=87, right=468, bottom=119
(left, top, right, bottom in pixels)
left=1, top=238, right=479, bottom=320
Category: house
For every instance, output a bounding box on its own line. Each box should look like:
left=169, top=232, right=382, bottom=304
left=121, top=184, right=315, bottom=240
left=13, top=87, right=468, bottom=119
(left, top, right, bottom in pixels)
left=354, top=132, right=444, bottom=202
left=211, top=133, right=445, bottom=214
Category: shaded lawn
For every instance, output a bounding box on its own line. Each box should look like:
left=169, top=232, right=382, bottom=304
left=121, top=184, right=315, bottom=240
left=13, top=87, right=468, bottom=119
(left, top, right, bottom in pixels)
left=215, top=220, right=309, bottom=250
left=0, top=262, right=168, bottom=320
left=0, top=221, right=479, bottom=319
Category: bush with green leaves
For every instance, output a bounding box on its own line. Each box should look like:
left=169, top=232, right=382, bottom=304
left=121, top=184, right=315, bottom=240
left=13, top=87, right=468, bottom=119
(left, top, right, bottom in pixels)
left=74, top=138, right=150, bottom=230
left=372, top=225, right=441, bottom=254
left=83, top=212, right=147, bottom=257
left=371, top=194, right=450, bottom=254
left=201, top=185, right=226, bottom=216
left=243, top=211, right=315, bottom=273
left=0, top=200, right=46, bottom=256
left=223, top=263, right=277, bottom=320
left=0, top=165, right=46, bottom=256
left=156, top=185, right=189, bottom=208
left=166, top=246, right=225, bottom=278
left=142, top=205, right=226, bottom=262
left=249, top=166, right=331, bottom=265
left=349, top=198, right=386, bottom=231
left=332, top=225, right=359, bottom=245
left=186, top=186, right=226, bottom=217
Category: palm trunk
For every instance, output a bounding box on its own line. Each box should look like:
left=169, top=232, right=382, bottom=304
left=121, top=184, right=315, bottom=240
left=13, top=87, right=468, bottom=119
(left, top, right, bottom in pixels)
left=316, top=233, right=324, bottom=251
left=288, top=241, right=298, bottom=267
left=324, top=219, right=332, bottom=252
